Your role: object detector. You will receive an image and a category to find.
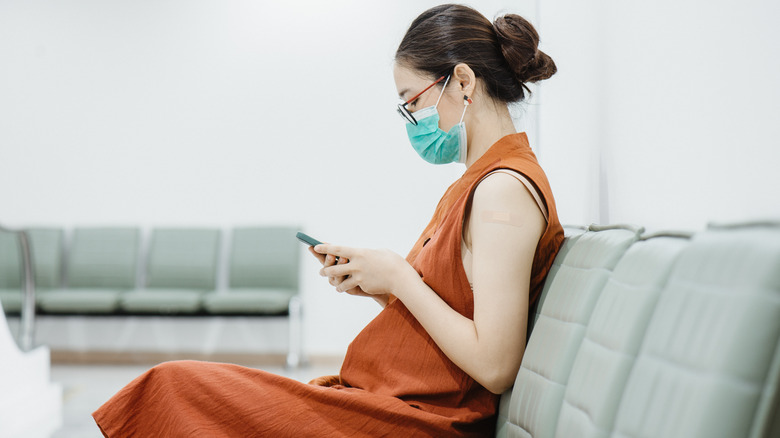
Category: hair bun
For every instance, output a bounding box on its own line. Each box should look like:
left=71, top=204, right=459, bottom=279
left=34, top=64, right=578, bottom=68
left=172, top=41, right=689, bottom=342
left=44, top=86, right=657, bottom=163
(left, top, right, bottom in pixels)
left=493, top=14, right=557, bottom=84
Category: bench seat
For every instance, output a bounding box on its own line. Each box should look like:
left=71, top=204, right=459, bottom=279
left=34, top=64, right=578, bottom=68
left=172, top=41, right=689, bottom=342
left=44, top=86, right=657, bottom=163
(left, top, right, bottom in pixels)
left=496, top=223, right=780, bottom=438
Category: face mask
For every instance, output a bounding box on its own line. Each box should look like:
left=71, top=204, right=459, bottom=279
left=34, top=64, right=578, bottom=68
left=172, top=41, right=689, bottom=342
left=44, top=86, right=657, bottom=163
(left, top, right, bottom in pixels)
left=405, top=76, right=469, bottom=165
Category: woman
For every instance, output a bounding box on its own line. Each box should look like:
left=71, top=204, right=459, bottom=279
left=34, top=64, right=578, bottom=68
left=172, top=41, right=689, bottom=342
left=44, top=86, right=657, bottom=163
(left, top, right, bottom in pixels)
left=93, top=4, right=563, bottom=437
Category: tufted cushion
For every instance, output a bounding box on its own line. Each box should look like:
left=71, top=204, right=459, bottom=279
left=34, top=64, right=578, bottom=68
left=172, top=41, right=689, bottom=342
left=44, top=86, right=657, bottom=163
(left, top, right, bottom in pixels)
left=496, top=224, right=780, bottom=438
left=497, top=225, right=640, bottom=438
left=554, top=235, right=689, bottom=437
left=611, top=226, right=780, bottom=438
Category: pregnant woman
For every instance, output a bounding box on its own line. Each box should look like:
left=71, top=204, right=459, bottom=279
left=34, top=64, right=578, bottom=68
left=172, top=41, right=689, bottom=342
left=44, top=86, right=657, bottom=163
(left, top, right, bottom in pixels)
left=93, top=4, right=564, bottom=437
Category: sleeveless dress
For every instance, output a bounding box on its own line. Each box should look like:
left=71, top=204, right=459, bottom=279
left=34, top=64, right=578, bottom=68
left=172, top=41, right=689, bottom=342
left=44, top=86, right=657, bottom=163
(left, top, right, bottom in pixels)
left=92, top=132, right=564, bottom=437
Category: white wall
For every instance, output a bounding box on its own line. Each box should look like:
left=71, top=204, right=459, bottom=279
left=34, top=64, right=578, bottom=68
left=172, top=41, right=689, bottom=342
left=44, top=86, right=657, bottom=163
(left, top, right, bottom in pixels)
left=539, top=0, right=780, bottom=230
left=3, top=0, right=778, bottom=357
left=0, top=0, right=537, bottom=356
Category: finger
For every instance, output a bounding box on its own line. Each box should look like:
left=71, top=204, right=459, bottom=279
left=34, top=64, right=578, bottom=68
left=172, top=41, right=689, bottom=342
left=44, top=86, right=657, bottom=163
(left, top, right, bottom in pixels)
left=323, top=253, right=338, bottom=268
left=314, top=244, right=352, bottom=259
left=335, top=276, right=361, bottom=293
left=310, top=242, right=339, bottom=264
left=344, top=287, right=369, bottom=298
left=321, top=263, right=351, bottom=278
left=337, top=257, right=349, bottom=282
left=308, top=247, right=326, bottom=264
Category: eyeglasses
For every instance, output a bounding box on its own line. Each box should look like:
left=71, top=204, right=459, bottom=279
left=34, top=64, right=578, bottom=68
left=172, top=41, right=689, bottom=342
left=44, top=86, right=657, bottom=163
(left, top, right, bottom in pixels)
left=396, top=75, right=447, bottom=126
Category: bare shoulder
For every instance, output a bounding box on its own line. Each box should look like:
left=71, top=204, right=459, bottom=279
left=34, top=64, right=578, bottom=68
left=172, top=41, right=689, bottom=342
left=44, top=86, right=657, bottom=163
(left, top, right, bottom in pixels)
left=468, top=171, right=546, bottom=244
left=472, top=171, right=538, bottom=211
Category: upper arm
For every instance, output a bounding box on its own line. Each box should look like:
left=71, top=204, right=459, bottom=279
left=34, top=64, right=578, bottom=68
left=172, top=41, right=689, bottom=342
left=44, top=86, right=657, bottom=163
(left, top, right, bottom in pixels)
left=467, top=172, right=546, bottom=386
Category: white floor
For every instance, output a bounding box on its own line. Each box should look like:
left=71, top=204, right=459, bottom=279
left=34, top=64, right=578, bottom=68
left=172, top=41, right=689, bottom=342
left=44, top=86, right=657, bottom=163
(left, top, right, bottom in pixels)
left=7, top=316, right=293, bottom=357
left=49, top=362, right=340, bottom=438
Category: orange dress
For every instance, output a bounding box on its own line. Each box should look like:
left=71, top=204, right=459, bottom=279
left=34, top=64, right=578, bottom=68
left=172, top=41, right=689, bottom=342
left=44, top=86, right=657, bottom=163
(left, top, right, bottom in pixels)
left=92, top=133, right=563, bottom=437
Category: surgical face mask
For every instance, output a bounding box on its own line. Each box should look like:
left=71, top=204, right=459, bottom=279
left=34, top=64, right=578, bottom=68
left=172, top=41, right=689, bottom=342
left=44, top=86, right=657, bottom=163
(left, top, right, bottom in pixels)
left=405, top=76, right=468, bottom=165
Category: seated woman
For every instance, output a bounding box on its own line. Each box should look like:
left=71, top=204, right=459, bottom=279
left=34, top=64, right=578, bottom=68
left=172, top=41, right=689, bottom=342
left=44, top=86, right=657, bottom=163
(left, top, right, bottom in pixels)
left=92, top=4, right=564, bottom=437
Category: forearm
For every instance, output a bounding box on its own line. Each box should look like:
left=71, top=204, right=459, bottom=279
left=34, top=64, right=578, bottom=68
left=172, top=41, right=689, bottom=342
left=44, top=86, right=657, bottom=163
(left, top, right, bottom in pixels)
left=372, top=294, right=390, bottom=308
left=391, top=267, right=511, bottom=393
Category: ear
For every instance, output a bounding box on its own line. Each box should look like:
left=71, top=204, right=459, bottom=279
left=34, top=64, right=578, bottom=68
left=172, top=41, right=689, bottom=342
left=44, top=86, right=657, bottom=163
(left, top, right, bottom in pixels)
left=452, top=63, right=476, bottom=97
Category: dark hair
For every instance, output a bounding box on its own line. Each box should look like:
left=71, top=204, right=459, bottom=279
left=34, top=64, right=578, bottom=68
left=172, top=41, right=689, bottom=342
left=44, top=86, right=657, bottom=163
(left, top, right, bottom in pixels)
left=395, top=4, right=556, bottom=103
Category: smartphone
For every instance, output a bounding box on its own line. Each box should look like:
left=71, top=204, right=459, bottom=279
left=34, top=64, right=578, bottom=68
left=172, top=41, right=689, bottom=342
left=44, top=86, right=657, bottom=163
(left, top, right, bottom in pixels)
left=296, top=231, right=340, bottom=262
left=296, top=231, right=323, bottom=247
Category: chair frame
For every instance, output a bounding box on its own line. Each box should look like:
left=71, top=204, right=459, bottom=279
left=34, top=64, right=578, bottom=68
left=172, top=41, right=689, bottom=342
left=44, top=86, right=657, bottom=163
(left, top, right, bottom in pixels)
left=0, top=223, right=36, bottom=351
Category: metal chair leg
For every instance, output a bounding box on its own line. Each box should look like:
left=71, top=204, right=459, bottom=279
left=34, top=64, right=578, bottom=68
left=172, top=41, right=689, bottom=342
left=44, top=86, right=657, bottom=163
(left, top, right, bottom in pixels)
left=286, top=295, right=303, bottom=369
left=18, top=231, right=36, bottom=352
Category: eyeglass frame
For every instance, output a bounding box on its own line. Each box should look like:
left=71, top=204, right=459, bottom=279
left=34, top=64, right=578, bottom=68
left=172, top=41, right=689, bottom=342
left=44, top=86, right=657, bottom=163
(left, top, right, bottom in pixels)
left=396, top=75, right=448, bottom=126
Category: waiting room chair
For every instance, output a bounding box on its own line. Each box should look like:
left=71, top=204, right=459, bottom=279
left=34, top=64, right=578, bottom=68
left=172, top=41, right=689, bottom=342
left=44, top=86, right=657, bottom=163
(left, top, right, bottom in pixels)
left=203, top=226, right=302, bottom=366
left=0, top=229, right=23, bottom=313
left=28, top=228, right=65, bottom=292
left=203, top=226, right=300, bottom=314
left=38, top=228, right=139, bottom=313
left=121, top=228, right=220, bottom=314
left=0, top=228, right=64, bottom=314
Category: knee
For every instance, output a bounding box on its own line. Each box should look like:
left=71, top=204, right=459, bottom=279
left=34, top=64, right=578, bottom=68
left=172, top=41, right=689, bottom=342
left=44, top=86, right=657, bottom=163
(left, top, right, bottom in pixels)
left=146, top=360, right=197, bottom=381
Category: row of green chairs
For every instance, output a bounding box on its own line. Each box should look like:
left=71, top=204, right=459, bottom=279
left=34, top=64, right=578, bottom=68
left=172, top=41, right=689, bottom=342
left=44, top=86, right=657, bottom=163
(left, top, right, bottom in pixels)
left=0, top=226, right=300, bottom=316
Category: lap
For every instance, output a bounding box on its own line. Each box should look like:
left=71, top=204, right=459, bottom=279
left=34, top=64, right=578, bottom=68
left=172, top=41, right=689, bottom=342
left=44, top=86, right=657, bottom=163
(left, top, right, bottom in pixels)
left=93, top=360, right=464, bottom=438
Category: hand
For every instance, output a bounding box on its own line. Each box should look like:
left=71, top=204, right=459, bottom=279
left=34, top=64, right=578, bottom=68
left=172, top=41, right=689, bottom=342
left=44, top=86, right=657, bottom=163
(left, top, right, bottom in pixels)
left=308, top=374, right=342, bottom=387
left=315, top=244, right=418, bottom=299
left=307, top=246, right=373, bottom=299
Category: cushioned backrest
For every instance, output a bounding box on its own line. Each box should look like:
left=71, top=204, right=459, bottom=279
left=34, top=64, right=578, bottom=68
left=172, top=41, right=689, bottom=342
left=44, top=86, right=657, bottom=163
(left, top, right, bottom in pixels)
left=611, top=226, right=780, bottom=438
left=0, top=231, right=21, bottom=289
left=66, top=228, right=139, bottom=289
left=496, top=228, right=586, bottom=436
left=496, top=227, right=587, bottom=433
left=229, top=227, right=299, bottom=290
left=498, top=226, right=640, bottom=438
left=27, top=228, right=64, bottom=289
left=145, top=228, right=220, bottom=289
left=554, top=235, right=690, bottom=438
left=532, top=226, right=587, bottom=328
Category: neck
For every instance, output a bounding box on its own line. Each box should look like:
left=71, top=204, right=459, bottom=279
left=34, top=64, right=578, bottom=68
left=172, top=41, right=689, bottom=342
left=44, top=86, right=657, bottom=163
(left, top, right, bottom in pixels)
left=464, top=102, right=517, bottom=168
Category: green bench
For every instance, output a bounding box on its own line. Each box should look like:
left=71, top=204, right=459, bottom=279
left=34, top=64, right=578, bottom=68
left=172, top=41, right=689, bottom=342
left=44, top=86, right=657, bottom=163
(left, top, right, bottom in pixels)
left=0, top=225, right=304, bottom=366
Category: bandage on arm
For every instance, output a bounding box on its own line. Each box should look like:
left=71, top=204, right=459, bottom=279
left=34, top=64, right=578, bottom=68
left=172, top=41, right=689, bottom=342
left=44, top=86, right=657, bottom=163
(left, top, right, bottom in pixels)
left=477, top=169, right=548, bottom=225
